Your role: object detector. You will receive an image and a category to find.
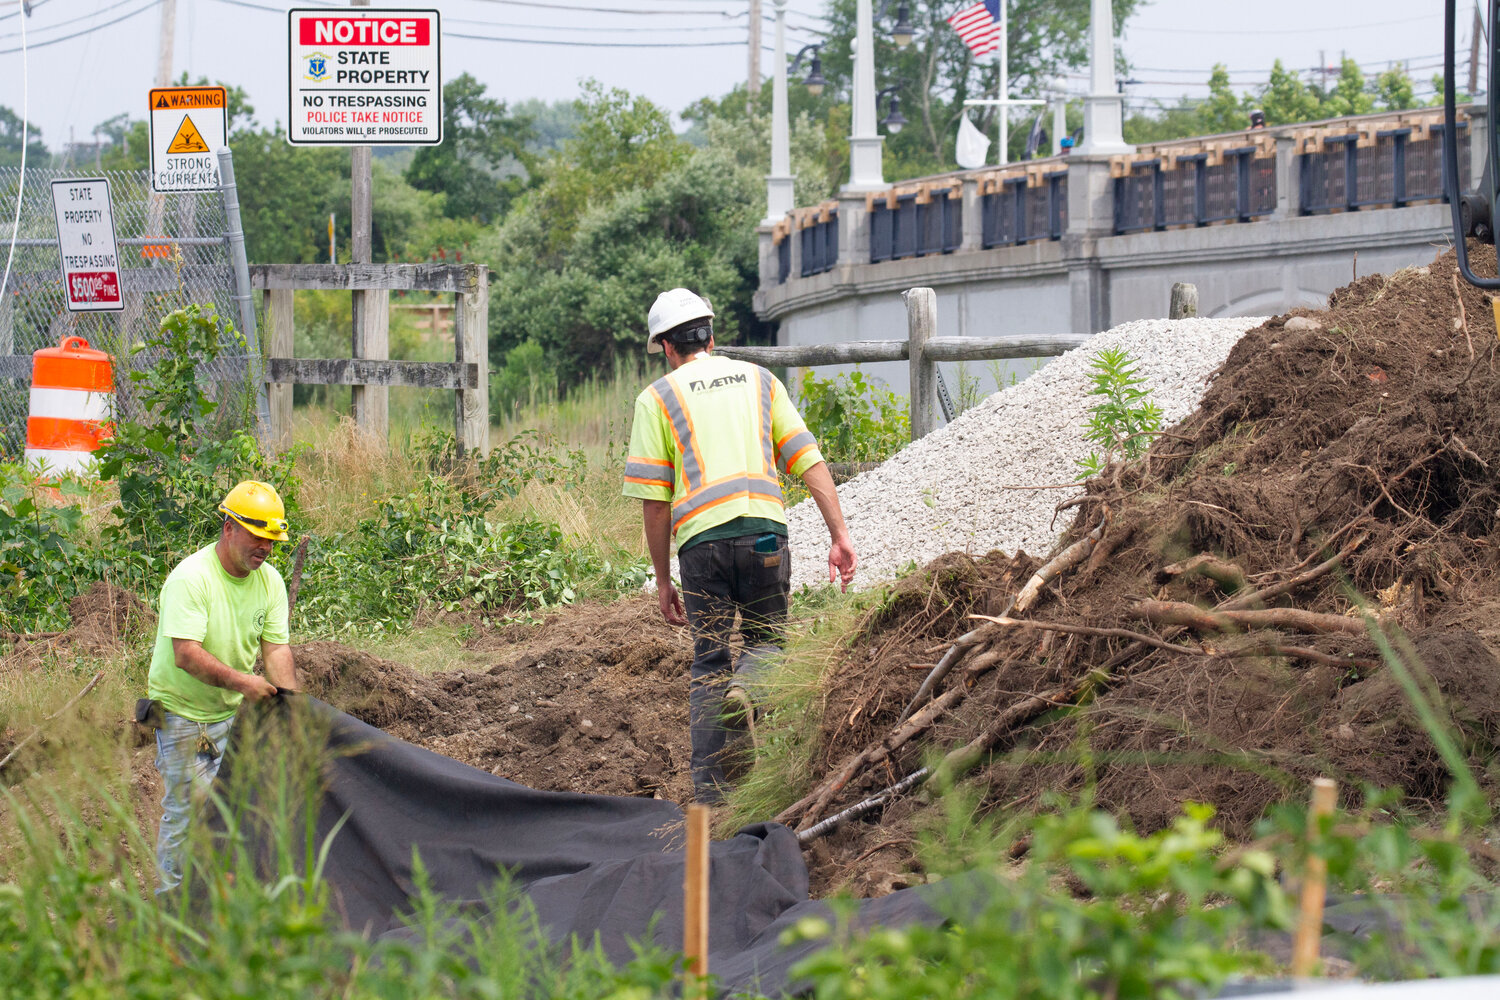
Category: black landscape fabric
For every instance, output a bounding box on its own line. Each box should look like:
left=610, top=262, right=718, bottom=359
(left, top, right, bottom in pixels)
left=213, top=696, right=954, bottom=996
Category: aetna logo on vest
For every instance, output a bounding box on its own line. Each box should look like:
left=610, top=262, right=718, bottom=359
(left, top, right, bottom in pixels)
left=688, top=373, right=748, bottom=391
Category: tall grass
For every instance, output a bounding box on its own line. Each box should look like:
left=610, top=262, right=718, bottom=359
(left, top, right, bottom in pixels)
left=726, top=586, right=885, bottom=824
left=0, top=687, right=681, bottom=999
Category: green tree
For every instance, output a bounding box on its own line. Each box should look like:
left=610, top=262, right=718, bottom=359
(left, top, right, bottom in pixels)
left=1373, top=63, right=1416, bottom=111
left=1259, top=59, right=1323, bottom=125
left=1200, top=63, right=1251, bottom=134
left=0, top=106, right=48, bottom=167
left=1322, top=57, right=1374, bottom=117
left=404, top=73, right=535, bottom=223
left=1124, top=98, right=1206, bottom=145
left=483, top=114, right=765, bottom=387
left=521, top=80, right=692, bottom=261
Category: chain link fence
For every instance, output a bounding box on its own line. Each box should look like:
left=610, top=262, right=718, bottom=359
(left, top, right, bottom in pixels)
left=0, top=167, right=253, bottom=458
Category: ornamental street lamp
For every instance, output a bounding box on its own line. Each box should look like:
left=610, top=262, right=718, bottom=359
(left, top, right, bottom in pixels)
left=798, top=45, right=826, bottom=96
left=877, top=86, right=907, bottom=135
left=889, top=2, right=914, bottom=49
left=846, top=0, right=919, bottom=190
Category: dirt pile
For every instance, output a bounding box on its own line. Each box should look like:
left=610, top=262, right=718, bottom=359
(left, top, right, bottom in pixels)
left=783, top=245, right=1500, bottom=867
left=298, top=594, right=695, bottom=801
left=2, top=582, right=153, bottom=671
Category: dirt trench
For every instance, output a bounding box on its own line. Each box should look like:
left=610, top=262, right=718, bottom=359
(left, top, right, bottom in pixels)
left=297, top=595, right=695, bottom=802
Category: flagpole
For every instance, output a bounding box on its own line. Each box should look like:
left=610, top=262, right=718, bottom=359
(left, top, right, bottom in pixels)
left=996, top=0, right=1007, bottom=165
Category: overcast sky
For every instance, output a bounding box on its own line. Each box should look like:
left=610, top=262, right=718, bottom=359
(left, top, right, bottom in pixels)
left=0, top=0, right=1465, bottom=152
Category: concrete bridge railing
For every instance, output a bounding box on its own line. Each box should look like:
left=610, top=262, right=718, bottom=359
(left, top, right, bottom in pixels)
left=752, top=105, right=1487, bottom=403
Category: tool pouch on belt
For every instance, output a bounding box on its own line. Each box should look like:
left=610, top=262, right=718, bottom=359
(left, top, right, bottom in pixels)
left=133, top=698, right=165, bottom=730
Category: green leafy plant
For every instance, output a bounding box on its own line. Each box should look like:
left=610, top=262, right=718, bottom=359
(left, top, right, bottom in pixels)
left=1076, top=348, right=1163, bottom=479
left=787, top=799, right=1289, bottom=1000
left=95, top=304, right=299, bottom=585
left=0, top=475, right=103, bottom=631
left=798, top=369, right=909, bottom=465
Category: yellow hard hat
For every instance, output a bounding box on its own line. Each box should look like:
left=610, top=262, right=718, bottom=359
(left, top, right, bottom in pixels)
left=219, top=480, right=289, bottom=541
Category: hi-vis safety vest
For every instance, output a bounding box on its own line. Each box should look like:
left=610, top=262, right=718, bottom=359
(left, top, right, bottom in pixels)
left=623, top=354, right=824, bottom=544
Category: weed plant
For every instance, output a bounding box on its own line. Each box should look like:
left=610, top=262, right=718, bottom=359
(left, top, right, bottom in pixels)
left=1076, top=347, right=1163, bottom=479
left=797, top=370, right=909, bottom=465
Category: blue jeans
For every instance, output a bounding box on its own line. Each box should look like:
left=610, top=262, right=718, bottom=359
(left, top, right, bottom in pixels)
left=678, top=533, right=790, bottom=804
left=153, top=711, right=234, bottom=894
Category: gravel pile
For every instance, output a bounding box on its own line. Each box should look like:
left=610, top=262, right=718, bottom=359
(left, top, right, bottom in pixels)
left=785, top=316, right=1265, bottom=590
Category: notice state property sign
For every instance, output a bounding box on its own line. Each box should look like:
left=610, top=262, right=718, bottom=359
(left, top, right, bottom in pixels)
left=287, top=9, right=441, bottom=145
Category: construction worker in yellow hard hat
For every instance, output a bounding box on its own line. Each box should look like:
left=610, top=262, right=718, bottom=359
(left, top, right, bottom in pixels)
left=624, top=288, right=857, bottom=804
left=142, top=479, right=300, bottom=894
left=219, top=480, right=291, bottom=542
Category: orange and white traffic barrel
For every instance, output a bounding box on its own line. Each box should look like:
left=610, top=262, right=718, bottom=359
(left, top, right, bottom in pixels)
left=24, top=335, right=114, bottom=477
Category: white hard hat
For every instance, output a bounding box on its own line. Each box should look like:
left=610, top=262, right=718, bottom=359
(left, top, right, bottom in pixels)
left=646, top=288, right=714, bottom=355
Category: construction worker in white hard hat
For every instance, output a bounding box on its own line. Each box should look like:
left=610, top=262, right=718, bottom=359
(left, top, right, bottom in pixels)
left=624, top=288, right=857, bottom=804
left=142, top=479, right=300, bottom=893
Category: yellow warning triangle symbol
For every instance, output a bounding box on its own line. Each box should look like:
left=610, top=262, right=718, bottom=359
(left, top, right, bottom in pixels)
left=166, top=115, right=210, bottom=154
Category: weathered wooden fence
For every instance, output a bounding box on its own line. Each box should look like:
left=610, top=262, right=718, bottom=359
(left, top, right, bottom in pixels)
left=718, top=286, right=1090, bottom=439
left=251, top=263, right=489, bottom=456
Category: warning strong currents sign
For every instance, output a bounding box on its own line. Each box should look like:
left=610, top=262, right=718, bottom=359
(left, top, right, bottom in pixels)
left=148, top=86, right=227, bottom=193
left=288, top=9, right=442, bottom=146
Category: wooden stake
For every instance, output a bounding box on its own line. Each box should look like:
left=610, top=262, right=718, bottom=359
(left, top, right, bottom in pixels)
left=1169, top=282, right=1198, bottom=319
left=1291, top=777, right=1338, bottom=978
left=905, top=287, right=938, bottom=441
left=683, top=803, right=710, bottom=998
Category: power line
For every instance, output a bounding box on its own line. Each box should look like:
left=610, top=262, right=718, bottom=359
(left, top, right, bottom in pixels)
left=0, top=0, right=145, bottom=40
left=446, top=29, right=748, bottom=47
left=199, top=0, right=823, bottom=48
left=0, top=0, right=162, bottom=55
left=1127, top=14, right=1440, bottom=36
left=0, top=0, right=52, bottom=22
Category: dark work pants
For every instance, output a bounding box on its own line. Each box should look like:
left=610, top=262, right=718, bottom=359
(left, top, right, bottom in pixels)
left=678, top=533, right=791, bottom=804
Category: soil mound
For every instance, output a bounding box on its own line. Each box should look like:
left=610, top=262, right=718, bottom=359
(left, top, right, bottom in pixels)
left=298, top=594, right=694, bottom=801
left=784, top=245, right=1500, bottom=866
left=2, top=582, right=153, bottom=671
left=67, top=582, right=154, bottom=656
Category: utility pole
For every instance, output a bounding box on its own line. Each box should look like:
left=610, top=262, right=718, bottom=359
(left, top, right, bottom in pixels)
left=1318, top=49, right=1327, bottom=95
left=155, top=0, right=176, bottom=87
left=1470, top=3, right=1483, bottom=97
left=748, top=0, right=762, bottom=104
left=351, top=0, right=374, bottom=430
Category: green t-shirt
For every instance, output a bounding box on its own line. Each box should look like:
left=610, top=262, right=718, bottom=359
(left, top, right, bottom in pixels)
left=676, top=516, right=786, bottom=553
left=146, top=541, right=290, bottom=723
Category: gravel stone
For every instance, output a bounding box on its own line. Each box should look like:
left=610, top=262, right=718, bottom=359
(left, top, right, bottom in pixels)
left=785, top=317, right=1264, bottom=590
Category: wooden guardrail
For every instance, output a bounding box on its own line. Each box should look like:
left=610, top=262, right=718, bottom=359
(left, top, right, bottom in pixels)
left=718, top=287, right=1089, bottom=439
left=251, top=263, right=489, bottom=456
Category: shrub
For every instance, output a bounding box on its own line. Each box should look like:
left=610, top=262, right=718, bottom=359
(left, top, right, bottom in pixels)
left=798, top=369, right=909, bottom=465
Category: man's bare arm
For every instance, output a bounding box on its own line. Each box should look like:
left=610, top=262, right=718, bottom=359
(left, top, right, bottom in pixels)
left=172, top=638, right=277, bottom=701
left=643, top=499, right=687, bottom=625
left=261, top=641, right=298, bottom=692
left=801, top=461, right=857, bottom=591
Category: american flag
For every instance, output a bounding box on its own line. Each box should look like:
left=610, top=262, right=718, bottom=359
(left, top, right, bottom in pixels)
left=947, top=0, right=1002, bottom=57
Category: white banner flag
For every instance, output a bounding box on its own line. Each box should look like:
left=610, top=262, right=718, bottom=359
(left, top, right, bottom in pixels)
left=956, top=112, right=991, bottom=169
